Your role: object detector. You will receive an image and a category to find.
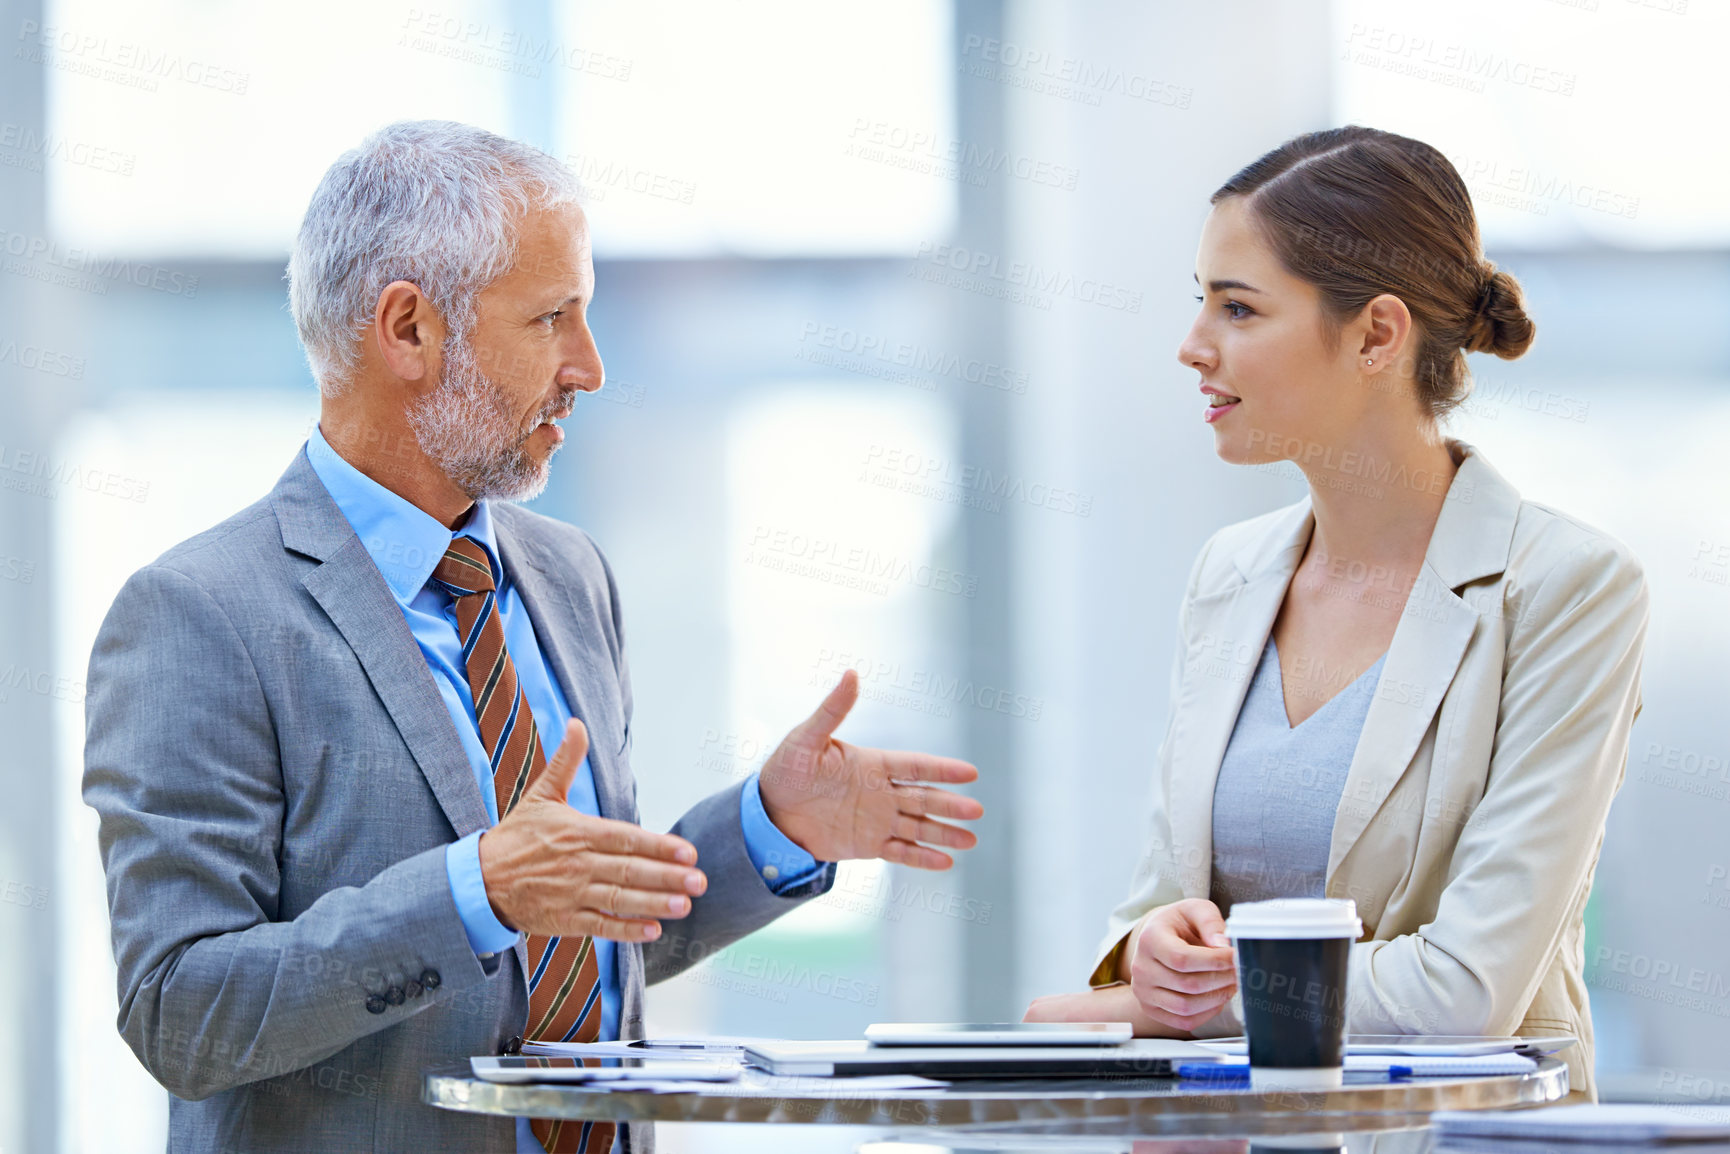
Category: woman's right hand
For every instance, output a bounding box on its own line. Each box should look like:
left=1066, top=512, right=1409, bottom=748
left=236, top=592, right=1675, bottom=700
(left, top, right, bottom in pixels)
left=1123, top=899, right=1238, bottom=1032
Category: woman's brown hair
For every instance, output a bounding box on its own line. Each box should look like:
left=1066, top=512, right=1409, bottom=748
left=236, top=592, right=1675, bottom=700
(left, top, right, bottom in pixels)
left=1213, top=125, right=1535, bottom=420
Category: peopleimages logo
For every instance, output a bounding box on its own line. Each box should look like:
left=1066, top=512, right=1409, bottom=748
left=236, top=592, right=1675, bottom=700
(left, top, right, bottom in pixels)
left=0, top=443, right=150, bottom=503
left=743, top=524, right=979, bottom=600
left=845, top=118, right=1081, bottom=191
left=809, top=647, right=1045, bottom=722
left=958, top=34, right=1194, bottom=110
left=16, top=20, right=251, bottom=95
left=796, top=321, right=1030, bottom=396
left=1589, top=946, right=1730, bottom=1018
left=860, top=443, right=1093, bottom=517
left=908, top=241, right=1142, bottom=314
left=0, top=226, right=199, bottom=297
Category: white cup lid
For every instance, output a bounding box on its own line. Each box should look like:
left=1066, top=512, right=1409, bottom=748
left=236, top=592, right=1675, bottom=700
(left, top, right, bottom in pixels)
left=1224, top=898, right=1362, bottom=940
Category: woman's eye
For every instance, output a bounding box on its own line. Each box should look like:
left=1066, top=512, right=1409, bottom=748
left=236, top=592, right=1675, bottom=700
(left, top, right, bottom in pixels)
left=1223, top=301, right=1252, bottom=320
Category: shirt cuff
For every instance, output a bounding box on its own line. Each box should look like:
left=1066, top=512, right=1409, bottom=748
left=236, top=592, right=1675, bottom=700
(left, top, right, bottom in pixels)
left=445, top=830, right=522, bottom=957
left=740, top=772, right=829, bottom=893
left=1090, top=930, right=1133, bottom=988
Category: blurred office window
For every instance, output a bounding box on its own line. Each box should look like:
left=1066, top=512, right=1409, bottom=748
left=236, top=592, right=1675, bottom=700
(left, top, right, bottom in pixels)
left=44, top=0, right=954, bottom=258
left=42, top=0, right=511, bottom=256
left=1334, top=0, right=1730, bottom=248
left=643, top=386, right=968, bottom=1039
left=52, top=397, right=317, bottom=1154
left=558, top=1, right=956, bottom=255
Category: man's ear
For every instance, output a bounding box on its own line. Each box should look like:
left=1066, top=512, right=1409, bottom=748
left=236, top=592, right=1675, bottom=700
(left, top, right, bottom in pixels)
left=373, top=280, right=441, bottom=383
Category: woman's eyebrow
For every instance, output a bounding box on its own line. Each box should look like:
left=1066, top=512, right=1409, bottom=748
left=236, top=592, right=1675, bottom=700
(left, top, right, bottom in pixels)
left=1194, top=275, right=1265, bottom=294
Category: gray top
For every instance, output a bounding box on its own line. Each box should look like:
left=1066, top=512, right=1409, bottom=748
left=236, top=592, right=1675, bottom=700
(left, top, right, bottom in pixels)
left=1210, top=638, right=1386, bottom=916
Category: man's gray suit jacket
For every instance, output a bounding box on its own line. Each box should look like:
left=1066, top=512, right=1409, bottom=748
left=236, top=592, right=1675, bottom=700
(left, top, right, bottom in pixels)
left=82, top=446, right=836, bottom=1153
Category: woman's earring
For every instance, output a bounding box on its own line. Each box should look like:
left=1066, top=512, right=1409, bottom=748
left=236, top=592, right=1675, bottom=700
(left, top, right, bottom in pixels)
left=1365, top=358, right=1374, bottom=366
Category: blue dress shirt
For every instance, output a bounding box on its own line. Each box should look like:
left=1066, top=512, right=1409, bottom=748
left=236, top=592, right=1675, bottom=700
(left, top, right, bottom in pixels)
left=303, top=426, right=827, bottom=1071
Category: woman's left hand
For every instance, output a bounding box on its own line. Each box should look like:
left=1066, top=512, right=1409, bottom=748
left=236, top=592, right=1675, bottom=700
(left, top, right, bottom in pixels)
left=1022, top=982, right=1199, bottom=1038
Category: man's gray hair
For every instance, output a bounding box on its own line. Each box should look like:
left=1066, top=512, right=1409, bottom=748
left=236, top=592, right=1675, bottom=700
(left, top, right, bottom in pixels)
left=287, top=120, right=579, bottom=397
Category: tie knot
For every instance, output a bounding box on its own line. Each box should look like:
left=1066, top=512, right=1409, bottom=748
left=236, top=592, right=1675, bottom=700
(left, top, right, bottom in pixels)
left=432, top=536, right=497, bottom=596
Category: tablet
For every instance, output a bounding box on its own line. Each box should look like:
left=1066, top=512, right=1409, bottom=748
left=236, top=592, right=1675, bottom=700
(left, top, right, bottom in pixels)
left=469, top=1056, right=739, bottom=1084
left=745, top=1037, right=1216, bottom=1077
left=865, top=1022, right=1134, bottom=1046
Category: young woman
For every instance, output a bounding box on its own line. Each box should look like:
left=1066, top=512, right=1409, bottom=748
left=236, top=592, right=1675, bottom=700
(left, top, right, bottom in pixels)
left=1024, top=126, right=1648, bottom=1101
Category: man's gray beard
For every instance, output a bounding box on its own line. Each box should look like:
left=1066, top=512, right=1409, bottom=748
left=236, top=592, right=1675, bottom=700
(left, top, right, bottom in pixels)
left=407, top=332, right=563, bottom=503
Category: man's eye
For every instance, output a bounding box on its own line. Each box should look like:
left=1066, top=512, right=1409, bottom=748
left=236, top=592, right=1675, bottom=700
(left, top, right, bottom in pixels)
left=541, top=310, right=564, bottom=324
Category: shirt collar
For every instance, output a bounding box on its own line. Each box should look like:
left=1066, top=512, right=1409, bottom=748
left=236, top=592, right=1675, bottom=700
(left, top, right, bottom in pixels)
left=304, top=423, right=499, bottom=604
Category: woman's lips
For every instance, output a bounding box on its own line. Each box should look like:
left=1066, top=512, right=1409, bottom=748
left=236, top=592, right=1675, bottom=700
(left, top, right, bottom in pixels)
left=1203, top=393, right=1240, bottom=424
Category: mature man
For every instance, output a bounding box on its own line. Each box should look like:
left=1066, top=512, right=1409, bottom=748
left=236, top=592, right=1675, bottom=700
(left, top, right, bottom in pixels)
left=83, top=121, right=983, bottom=1154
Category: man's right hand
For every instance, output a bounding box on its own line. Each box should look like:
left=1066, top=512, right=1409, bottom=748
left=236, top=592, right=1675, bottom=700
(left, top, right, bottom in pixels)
left=1121, top=899, right=1238, bottom=1032
left=478, top=718, right=707, bottom=942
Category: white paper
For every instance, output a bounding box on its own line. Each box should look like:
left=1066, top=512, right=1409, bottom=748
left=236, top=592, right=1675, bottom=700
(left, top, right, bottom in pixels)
left=596, top=1073, right=951, bottom=1096
left=1434, top=1104, right=1730, bottom=1140
left=519, top=1040, right=744, bottom=1060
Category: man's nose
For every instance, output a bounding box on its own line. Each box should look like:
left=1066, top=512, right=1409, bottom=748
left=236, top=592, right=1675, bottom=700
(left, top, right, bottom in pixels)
left=564, top=331, right=605, bottom=393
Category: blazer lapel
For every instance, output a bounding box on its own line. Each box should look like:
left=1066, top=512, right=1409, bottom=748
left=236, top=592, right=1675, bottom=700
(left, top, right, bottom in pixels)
left=494, top=517, right=633, bottom=825
left=273, top=449, right=491, bottom=838
left=1325, top=563, right=1477, bottom=878
left=1166, top=504, right=1311, bottom=899
left=1326, top=442, right=1521, bottom=878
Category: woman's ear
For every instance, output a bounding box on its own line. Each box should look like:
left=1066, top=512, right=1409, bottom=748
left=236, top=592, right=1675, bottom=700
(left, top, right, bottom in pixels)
left=1359, top=293, right=1414, bottom=371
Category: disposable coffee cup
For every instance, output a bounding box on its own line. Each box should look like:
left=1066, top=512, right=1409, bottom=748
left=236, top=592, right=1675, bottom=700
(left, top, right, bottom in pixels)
left=1224, top=898, right=1362, bottom=1092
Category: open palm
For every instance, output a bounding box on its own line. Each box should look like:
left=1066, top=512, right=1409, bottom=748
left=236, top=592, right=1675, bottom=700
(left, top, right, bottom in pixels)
left=757, top=669, right=984, bottom=868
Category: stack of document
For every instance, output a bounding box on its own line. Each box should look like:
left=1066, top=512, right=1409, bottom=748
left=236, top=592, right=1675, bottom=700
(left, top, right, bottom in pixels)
left=521, top=1037, right=753, bottom=1058
left=510, top=1039, right=948, bottom=1095
left=1180, top=1053, right=1538, bottom=1079
left=593, top=1073, right=950, bottom=1096
left=1434, top=1104, right=1730, bottom=1144
left=1190, top=1035, right=1566, bottom=1079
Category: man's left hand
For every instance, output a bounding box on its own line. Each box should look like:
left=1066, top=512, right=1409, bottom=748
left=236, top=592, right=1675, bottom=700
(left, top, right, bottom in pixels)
left=757, top=670, right=983, bottom=869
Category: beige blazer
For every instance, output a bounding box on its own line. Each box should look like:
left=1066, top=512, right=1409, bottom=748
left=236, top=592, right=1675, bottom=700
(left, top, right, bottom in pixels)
left=1090, top=441, right=1648, bottom=1100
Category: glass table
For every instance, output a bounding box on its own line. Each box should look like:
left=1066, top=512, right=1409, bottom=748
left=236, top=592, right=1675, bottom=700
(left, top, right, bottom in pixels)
left=423, top=1056, right=1570, bottom=1150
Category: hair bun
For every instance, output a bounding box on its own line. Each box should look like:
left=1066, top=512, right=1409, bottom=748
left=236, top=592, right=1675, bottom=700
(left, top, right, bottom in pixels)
left=1465, top=267, right=1536, bottom=359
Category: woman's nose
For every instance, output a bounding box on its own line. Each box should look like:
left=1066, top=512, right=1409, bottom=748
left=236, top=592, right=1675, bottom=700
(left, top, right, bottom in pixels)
left=1177, top=323, right=1214, bottom=371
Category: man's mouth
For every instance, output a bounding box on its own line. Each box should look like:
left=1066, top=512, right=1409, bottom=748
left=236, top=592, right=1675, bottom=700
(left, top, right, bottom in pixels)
left=529, top=396, right=576, bottom=433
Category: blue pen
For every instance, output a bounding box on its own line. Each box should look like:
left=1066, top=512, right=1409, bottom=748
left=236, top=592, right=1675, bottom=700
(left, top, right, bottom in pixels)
left=1177, top=1062, right=1250, bottom=1080
left=1176, top=1062, right=1415, bottom=1079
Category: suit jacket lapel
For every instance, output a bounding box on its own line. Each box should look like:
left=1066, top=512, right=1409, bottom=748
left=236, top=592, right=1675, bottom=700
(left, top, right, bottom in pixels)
left=1167, top=505, right=1311, bottom=899
left=494, top=515, right=633, bottom=825
left=1325, top=563, right=1477, bottom=878
left=1166, top=439, right=1522, bottom=898
left=1326, top=443, right=1521, bottom=878
left=273, top=448, right=491, bottom=838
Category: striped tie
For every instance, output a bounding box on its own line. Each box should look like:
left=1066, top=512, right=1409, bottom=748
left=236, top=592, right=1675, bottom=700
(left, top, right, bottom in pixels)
left=433, top=536, right=613, bottom=1154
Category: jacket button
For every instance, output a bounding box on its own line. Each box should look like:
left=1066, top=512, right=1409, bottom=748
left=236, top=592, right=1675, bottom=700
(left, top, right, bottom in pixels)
left=501, top=1035, right=523, bottom=1055
left=420, top=968, right=442, bottom=991
left=385, top=985, right=405, bottom=1006
left=404, top=979, right=423, bottom=999
left=365, top=995, right=387, bottom=1015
